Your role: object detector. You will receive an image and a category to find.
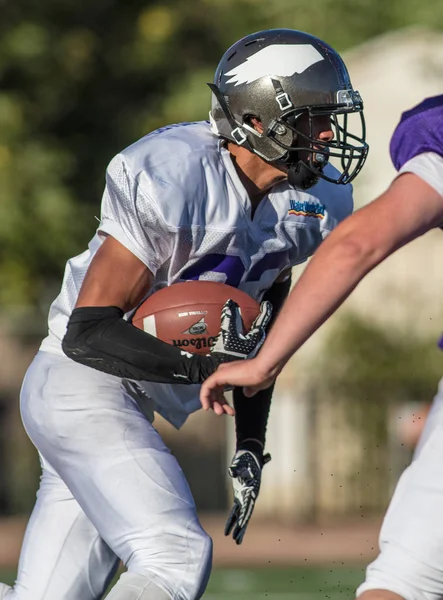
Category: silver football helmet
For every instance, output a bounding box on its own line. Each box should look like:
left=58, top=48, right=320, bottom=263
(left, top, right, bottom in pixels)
left=209, top=29, right=368, bottom=190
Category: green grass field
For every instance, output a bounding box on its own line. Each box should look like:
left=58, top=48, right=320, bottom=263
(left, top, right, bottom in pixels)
left=205, top=566, right=366, bottom=600
left=0, top=565, right=366, bottom=599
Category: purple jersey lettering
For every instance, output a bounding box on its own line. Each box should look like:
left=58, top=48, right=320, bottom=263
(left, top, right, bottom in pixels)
left=181, top=254, right=245, bottom=287
left=181, top=251, right=289, bottom=288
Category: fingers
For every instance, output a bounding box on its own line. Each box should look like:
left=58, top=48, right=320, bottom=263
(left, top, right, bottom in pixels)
left=201, top=358, right=277, bottom=416
left=220, top=299, right=243, bottom=335
left=219, top=299, right=234, bottom=332
left=226, top=511, right=248, bottom=545
left=233, top=523, right=246, bottom=545
left=201, top=359, right=262, bottom=409
left=243, top=301, right=273, bottom=358
left=200, top=373, right=229, bottom=412
left=252, top=300, right=273, bottom=331
left=224, top=501, right=247, bottom=544
left=239, top=496, right=255, bottom=528
left=245, top=332, right=266, bottom=358
left=200, top=378, right=219, bottom=411
left=224, top=502, right=240, bottom=536
left=201, top=387, right=230, bottom=413
left=212, top=399, right=235, bottom=417
left=201, top=383, right=234, bottom=416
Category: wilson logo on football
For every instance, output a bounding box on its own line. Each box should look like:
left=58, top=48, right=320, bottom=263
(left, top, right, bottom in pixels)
left=173, top=336, right=217, bottom=351
left=182, top=317, right=208, bottom=336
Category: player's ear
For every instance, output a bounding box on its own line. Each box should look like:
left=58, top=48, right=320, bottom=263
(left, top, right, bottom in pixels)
left=246, top=115, right=264, bottom=135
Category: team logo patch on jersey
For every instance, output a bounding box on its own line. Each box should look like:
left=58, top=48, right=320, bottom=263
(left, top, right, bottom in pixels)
left=288, top=200, right=326, bottom=219
left=182, top=317, right=208, bottom=335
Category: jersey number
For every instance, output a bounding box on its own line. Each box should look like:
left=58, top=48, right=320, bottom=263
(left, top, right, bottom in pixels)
left=181, top=251, right=288, bottom=287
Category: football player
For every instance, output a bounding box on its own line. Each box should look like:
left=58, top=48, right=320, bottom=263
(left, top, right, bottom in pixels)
left=1, top=29, right=367, bottom=600
left=201, top=95, right=443, bottom=600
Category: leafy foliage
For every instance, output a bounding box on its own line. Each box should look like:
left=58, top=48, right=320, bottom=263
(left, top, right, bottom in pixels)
left=318, top=313, right=442, bottom=403
left=2, top=0, right=443, bottom=314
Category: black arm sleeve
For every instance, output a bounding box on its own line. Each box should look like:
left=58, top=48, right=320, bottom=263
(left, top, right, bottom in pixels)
left=62, top=306, right=219, bottom=384
left=233, top=275, right=292, bottom=453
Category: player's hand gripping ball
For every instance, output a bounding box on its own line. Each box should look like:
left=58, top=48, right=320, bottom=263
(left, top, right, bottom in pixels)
left=210, top=297, right=273, bottom=363
left=131, top=281, right=263, bottom=356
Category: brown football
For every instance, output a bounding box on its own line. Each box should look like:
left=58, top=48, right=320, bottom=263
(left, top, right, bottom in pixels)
left=131, top=281, right=260, bottom=355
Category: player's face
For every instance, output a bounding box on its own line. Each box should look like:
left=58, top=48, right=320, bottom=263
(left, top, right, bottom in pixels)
left=268, top=113, right=333, bottom=178
left=296, top=113, right=334, bottom=150
left=289, top=113, right=333, bottom=172
left=249, top=115, right=334, bottom=182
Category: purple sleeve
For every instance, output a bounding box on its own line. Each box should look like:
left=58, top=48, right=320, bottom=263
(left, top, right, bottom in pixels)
left=390, top=95, right=443, bottom=171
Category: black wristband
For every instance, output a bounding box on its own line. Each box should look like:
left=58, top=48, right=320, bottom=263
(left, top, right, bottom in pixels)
left=233, top=383, right=274, bottom=451
left=62, top=306, right=219, bottom=384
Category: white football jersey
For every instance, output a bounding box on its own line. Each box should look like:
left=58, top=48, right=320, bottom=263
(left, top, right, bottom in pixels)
left=40, top=121, right=353, bottom=427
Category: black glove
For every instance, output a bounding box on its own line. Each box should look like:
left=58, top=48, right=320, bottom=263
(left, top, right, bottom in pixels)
left=224, top=449, right=271, bottom=545
left=210, top=299, right=272, bottom=363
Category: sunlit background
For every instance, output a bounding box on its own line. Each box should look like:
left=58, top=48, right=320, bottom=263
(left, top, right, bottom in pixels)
left=2, top=0, right=443, bottom=597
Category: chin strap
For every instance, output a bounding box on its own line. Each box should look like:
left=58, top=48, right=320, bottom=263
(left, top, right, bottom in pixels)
left=287, top=161, right=320, bottom=190
left=285, top=151, right=329, bottom=190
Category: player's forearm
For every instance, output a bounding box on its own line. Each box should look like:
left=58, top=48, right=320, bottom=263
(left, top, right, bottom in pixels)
left=254, top=224, right=381, bottom=378
left=62, top=306, right=218, bottom=384
left=256, top=176, right=443, bottom=379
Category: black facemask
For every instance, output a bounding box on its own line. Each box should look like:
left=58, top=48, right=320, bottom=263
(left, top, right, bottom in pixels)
left=269, top=107, right=368, bottom=188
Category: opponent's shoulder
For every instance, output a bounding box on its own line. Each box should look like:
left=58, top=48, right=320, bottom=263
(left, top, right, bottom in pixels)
left=390, top=95, right=443, bottom=170
left=108, top=121, right=223, bottom=225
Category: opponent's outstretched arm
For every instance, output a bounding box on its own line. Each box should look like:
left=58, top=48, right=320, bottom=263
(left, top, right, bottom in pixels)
left=201, top=172, right=443, bottom=404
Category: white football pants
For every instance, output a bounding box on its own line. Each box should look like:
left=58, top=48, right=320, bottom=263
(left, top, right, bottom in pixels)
left=3, top=351, right=212, bottom=600
left=357, top=377, right=443, bottom=600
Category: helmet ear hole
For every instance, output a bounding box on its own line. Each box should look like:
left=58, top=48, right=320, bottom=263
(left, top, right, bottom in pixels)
left=244, top=114, right=263, bottom=135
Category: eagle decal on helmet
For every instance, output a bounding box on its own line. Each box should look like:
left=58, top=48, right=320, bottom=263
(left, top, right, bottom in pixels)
left=224, top=44, right=324, bottom=86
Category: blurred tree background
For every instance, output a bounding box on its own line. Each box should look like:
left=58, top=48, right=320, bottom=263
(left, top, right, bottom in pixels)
left=2, top=0, right=443, bottom=324
left=2, top=0, right=443, bottom=518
